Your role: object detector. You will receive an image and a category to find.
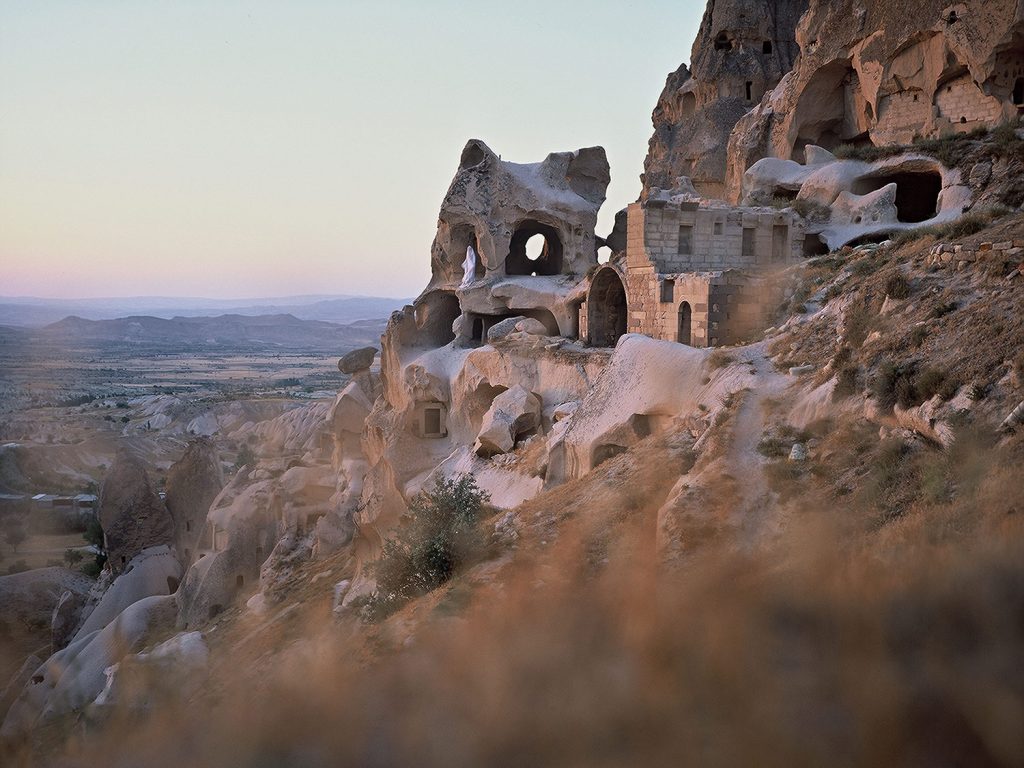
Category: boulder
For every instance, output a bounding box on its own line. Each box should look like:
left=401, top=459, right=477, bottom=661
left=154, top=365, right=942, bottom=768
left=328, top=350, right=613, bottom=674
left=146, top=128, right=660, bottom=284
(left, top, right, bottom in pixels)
left=486, top=316, right=549, bottom=342
left=474, top=386, right=543, bottom=457
left=99, top=449, right=174, bottom=575
left=339, top=346, right=378, bottom=374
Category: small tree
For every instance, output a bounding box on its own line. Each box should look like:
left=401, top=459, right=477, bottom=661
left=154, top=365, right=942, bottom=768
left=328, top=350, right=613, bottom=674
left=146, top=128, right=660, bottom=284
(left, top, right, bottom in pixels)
left=370, top=474, right=490, bottom=615
left=234, top=445, right=257, bottom=471
left=64, top=548, right=84, bottom=567
left=4, top=520, right=26, bottom=554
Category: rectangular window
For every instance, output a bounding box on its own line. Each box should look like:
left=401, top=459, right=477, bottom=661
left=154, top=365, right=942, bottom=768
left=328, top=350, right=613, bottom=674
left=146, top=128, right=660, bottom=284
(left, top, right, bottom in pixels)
left=772, top=224, right=789, bottom=262
left=661, top=279, right=675, bottom=303
left=713, top=221, right=723, bottom=236
left=677, top=226, right=693, bottom=255
left=742, top=228, right=756, bottom=258
left=424, top=407, right=442, bottom=436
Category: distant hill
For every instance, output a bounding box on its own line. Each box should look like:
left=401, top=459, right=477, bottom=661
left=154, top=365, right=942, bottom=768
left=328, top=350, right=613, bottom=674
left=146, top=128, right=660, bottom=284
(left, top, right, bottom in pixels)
left=0, top=313, right=388, bottom=351
left=0, top=294, right=408, bottom=327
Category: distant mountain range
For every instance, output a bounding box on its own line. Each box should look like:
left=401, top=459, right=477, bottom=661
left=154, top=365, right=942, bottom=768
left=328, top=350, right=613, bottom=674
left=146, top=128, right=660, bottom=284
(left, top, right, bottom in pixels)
left=0, top=294, right=409, bottom=328
left=0, top=313, right=388, bottom=351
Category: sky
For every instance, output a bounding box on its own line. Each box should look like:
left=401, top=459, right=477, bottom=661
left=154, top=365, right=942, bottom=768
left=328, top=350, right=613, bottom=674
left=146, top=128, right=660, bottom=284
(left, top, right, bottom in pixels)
left=0, top=1, right=701, bottom=300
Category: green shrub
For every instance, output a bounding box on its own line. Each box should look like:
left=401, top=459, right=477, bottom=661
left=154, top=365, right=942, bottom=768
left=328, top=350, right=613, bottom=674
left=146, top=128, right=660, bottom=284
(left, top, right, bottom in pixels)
left=368, top=475, right=490, bottom=618
left=63, top=548, right=84, bottom=567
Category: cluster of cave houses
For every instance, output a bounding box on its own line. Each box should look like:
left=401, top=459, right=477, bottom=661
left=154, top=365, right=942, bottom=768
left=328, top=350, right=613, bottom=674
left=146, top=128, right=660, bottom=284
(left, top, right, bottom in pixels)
left=395, top=141, right=808, bottom=443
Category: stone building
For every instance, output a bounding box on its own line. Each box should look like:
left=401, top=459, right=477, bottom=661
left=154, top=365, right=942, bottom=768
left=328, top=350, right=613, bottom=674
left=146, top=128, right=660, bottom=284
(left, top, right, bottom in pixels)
left=582, top=196, right=803, bottom=348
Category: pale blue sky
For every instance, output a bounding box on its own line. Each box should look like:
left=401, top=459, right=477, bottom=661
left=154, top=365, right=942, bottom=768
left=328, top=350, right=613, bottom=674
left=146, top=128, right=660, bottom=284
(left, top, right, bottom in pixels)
left=1, top=1, right=701, bottom=299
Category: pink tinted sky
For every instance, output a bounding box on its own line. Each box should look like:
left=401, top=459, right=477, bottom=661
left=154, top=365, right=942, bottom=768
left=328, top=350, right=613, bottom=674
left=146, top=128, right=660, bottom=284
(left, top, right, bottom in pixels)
left=0, top=1, right=700, bottom=299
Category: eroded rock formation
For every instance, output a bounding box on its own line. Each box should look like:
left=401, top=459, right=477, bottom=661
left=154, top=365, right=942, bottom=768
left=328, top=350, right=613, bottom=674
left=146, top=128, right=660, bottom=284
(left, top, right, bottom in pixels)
left=99, top=449, right=175, bottom=575
left=643, top=0, right=809, bottom=200
left=725, top=0, right=1024, bottom=200
left=165, top=438, right=224, bottom=569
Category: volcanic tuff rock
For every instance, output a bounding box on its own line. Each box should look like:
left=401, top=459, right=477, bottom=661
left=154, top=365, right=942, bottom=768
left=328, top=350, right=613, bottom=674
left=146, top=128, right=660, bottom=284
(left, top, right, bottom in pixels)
left=338, top=346, right=378, bottom=374
left=99, top=449, right=175, bottom=575
left=165, top=438, right=224, bottom=569
left=725, top=0, right=1024, bottom=200
left=642, top=0, right=809, bottom=200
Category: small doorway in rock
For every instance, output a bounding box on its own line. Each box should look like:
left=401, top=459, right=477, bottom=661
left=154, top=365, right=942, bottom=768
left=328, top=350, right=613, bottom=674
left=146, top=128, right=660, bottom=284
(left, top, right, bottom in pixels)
left=678, top=302, right=692, bottom=346
left=167, top=576, right=179, bottom=595
left=1014, top=78, right=1024, bottom=107
left=236, top=574, right=244, bottom=589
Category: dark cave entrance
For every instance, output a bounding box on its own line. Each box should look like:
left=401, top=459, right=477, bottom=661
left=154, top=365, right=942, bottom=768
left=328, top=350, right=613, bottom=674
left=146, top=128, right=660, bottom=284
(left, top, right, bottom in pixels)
left=588, top=268, right=628, bottom=347
left=853, top=171, right=942, bottom=223
left=506, top=221, right=564, bottom=276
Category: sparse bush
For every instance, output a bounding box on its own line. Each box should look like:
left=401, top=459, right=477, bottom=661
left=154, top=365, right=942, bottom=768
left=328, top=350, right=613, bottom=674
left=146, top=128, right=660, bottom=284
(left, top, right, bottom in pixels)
left=368, top=474, right=490, bottom=618
left=707, top=350, right=733, bottom=370
left=833, top=365, right=859, bottom=401
left=3, top=519, right=26, bottom=553
left=914, top=367, right=949, bottom=403
left=791, top=198, right=832, bottom=221
left=234, top=445, right=257, bottom=471
left=930, top=300, right=958, bottom=319
left=64, top=548, right=84, bottom=567
left=872, top=360, right=900, bottom=411
left=909, top=325, right=929, bottom=348
left=6, top=560, right=29, bottom=575
left=884, top=272, right=911, bottom=300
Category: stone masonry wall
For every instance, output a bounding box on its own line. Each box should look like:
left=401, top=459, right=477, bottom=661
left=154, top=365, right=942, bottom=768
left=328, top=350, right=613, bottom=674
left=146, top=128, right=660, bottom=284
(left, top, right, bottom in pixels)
left=935, top=75, right=1004, bottom=131
left=629, top=201, right=803, bottom=272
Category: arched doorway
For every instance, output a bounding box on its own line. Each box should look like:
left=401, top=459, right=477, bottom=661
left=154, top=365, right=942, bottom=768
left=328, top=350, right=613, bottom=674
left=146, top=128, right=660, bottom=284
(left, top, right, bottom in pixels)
left=588, top=267, right=627, bottom=347
left=678, top=302, right=692, bottom=345
left=1014, top=78, right=1024, bottom=106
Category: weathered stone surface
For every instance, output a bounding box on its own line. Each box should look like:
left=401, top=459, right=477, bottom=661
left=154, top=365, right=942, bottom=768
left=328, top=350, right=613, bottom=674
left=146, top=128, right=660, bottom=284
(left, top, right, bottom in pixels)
left=643, top=0, right=809, bottom=200
left=339, top=346, right=378, bottom=374
left=485, top=316, right=549, bottom=342
left=725, top=0, right=1024, bottom=201
left=50, top=589, right=86, bottom=652
left=475, top=386, right=542, bottom=457
left=99, top=449, right=174, bottom=575
left=165, top=438, right=224, bottom=568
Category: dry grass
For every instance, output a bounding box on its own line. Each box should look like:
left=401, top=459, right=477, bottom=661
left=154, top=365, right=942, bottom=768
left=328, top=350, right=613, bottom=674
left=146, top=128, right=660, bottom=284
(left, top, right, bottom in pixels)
left=2, top=419, right=1019, bottom=768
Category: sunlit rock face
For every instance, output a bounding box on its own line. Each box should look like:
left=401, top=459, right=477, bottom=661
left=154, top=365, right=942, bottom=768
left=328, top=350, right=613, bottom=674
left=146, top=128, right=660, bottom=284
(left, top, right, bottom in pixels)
left=725, top=0, right=1024, bottom=200
left=643, top=0, right=809, bottom=201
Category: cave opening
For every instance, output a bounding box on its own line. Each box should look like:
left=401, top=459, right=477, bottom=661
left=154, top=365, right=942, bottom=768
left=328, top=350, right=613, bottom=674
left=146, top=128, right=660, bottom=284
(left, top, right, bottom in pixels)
left=1014, top=77, right=1024, bottom=106
left=414, top=291, right=462, bottom=347
left=853, top=171, right=942, bottom=223
left=507, top=221, right=564, bottom=276
left=587, top=267, right=628, bottom=347
left=803, top=233, right=831, bottom=257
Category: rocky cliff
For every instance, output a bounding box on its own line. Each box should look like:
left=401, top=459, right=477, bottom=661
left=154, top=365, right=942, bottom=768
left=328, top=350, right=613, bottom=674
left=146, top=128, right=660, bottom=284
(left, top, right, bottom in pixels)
left=642, top=0, right=809, bottom=200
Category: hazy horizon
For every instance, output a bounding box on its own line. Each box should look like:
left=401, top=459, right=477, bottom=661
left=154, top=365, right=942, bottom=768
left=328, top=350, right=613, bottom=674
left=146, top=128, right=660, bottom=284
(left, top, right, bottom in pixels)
left=1, top=1, right=701, bottom=300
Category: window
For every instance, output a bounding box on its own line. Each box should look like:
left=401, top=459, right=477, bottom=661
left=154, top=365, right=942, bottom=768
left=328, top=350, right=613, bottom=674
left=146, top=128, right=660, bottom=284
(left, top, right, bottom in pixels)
left=424, top=407, right=442, bottom=435
left=677, top=225, right=693, bottom=255
left=713, top=221, right=723, bottom=236
left=762, top=41, right=773, bottom=54
left=742, top=228, right=756, bottom=258
left=185, top=521, right=191, bottom=532
left=661, top=279, right=675, bottom=303
left=772, top=225, right=789, bottom=263
left=745, top=81, right=753, bottom=101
